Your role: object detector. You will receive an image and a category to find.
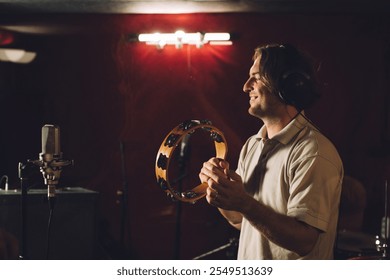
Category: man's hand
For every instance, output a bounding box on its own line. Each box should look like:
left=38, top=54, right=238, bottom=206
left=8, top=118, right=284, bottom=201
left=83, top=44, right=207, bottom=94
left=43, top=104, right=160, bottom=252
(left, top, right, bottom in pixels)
left=199, top=157, right=248, bottom=212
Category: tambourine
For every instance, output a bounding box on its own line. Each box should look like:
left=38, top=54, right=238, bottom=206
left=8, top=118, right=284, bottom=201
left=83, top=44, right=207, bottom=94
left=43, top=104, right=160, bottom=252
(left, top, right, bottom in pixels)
left=155, top=119, right=228, bottom=203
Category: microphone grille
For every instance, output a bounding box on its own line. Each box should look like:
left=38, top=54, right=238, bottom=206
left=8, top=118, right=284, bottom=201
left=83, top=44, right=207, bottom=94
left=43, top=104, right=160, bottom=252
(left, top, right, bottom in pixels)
left=41, top=124, right=60, bottom=155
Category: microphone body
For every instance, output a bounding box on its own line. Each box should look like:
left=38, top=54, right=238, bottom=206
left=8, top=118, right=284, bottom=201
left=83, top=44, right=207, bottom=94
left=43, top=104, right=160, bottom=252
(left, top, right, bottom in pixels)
left=30, top=124, right=72, bottom=199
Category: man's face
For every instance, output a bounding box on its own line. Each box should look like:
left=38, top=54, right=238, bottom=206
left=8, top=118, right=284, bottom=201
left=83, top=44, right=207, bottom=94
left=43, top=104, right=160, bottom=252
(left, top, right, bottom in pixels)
left=242, top=57, right=281, bottom=119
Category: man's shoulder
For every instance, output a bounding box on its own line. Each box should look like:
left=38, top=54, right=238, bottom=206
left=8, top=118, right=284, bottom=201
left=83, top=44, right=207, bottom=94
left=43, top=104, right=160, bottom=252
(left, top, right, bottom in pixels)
left=294, top=126, right=343, bottom=167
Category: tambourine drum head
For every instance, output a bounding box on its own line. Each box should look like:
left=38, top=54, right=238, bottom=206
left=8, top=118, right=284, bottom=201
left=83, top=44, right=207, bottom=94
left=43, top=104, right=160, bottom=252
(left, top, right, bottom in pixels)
left=155, top=119, right=227, bottom=203
left=168, top=130, right=216, bottom=193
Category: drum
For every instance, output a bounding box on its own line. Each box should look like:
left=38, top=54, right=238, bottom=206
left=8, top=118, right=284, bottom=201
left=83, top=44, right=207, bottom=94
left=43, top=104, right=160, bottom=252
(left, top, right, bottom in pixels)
left=348, top=255, right=387, bottom=260
left=335, top=230, right=383, bottom=259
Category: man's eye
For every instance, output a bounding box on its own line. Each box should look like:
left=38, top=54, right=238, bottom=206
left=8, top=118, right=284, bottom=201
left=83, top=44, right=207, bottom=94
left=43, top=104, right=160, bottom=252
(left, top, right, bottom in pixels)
left=252, top=77, right=261, bottom=83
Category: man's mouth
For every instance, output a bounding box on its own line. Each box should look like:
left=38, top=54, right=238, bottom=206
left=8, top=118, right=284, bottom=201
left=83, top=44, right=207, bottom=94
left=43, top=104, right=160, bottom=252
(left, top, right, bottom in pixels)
left=249, top=95, right=258, bottom=103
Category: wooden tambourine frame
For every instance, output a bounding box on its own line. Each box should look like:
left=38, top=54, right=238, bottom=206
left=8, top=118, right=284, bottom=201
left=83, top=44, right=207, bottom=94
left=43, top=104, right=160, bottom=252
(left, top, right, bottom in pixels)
left=155, top=120, right=228, bottom=203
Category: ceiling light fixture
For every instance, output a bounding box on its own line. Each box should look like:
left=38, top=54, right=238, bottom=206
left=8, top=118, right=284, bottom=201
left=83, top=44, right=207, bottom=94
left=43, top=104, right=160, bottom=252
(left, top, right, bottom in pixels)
left=0, top=48, right=37, bottom=64
left=138, top=31, right=232, bottom=49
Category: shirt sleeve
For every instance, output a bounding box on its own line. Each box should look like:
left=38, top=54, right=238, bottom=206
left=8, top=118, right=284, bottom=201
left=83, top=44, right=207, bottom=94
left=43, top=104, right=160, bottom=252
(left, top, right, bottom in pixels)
left=287, top=154, right=342, bottom=232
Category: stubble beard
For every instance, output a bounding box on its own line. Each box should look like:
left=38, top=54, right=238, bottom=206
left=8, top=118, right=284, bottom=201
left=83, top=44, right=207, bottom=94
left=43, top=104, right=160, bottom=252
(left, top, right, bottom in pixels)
left=248, top=97, right=281, bottom=120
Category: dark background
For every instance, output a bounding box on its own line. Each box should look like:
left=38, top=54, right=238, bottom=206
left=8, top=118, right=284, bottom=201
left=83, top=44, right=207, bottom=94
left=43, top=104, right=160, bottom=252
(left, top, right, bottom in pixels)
left=0, top=2, right=389, bottom=260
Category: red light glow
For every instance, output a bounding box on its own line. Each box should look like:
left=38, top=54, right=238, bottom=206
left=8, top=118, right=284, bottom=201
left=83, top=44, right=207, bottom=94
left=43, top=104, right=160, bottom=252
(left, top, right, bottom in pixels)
left=0, top=30, right=15, bottom=46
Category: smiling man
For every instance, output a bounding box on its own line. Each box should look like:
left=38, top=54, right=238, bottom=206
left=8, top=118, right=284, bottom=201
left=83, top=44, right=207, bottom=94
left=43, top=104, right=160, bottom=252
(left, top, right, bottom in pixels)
left=200, top=43, right=343, bottom=259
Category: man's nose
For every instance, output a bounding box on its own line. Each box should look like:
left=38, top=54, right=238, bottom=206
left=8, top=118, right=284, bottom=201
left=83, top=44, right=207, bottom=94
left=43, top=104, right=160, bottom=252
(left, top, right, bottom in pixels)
left=243, top=78, right=252, bottom=93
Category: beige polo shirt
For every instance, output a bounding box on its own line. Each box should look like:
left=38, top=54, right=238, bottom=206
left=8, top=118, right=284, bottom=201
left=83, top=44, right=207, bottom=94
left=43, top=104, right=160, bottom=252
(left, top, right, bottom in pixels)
left=236, top=114, right=343, bottom=259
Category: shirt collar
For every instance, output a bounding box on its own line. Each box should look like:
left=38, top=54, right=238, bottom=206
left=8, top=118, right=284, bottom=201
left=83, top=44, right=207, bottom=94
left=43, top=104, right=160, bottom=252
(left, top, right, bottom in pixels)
left=255, top=113, right=309, bottom=145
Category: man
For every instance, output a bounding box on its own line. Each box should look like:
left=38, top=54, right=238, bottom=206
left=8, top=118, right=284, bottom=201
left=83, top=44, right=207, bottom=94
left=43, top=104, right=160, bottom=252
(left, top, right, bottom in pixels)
left=199, top=43, right=343, bottom=259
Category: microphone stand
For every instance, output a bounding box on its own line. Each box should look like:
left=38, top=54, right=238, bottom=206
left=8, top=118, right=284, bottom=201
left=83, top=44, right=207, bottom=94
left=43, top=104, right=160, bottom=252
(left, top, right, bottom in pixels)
left=173, top=164, right=184, bottom=259
left=119, top=141, right=129, bottom=256
left=29, top=153, right=72, bottom=259
left=174, top=136, right=190, bottom=259
left=18, top=161, right=36, bottom=260
left=383, top=180, right=388, bottom=259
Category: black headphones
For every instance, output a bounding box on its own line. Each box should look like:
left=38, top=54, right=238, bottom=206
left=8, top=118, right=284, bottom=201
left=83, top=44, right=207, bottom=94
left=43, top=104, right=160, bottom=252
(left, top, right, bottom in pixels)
left=278, top=69, right=320, bottom=110
left=274, top=44, right=321, bottom=110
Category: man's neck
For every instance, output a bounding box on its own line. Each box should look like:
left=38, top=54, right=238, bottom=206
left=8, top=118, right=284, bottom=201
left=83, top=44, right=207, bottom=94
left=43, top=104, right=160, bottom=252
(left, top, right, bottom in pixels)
left=262, top=107, right=299, bottom=139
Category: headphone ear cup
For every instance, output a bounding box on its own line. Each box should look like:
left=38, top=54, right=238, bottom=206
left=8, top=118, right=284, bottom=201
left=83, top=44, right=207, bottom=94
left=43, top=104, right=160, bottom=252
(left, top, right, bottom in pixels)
left=278, top=71, right=319, bottom=110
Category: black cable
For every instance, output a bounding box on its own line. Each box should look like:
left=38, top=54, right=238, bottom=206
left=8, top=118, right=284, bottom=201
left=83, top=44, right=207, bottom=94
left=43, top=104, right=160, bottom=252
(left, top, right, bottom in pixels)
left=298, top=111, right=321, bottom=133
left=46, top=197, right=56, bottom=260
left=296, top=112, right=346, bottom=258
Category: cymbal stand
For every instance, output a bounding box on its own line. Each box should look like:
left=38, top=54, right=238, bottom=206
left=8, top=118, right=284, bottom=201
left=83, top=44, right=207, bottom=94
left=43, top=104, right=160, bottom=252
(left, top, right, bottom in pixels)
left=193, top=238, right=238, bottom=260
left=382, top=180, right=388, bottom=259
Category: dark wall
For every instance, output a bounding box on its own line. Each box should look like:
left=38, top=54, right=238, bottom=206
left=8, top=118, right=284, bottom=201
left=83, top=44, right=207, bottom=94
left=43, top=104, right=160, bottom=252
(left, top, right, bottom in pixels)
left=0, top=13, right=389, bottom=259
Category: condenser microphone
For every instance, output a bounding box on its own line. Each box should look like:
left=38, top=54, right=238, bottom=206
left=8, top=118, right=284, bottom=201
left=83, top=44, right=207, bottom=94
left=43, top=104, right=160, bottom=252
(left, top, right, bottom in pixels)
left=40, top=124, right=61, bottom=199
left=30, top=124, right=72, bottom=201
